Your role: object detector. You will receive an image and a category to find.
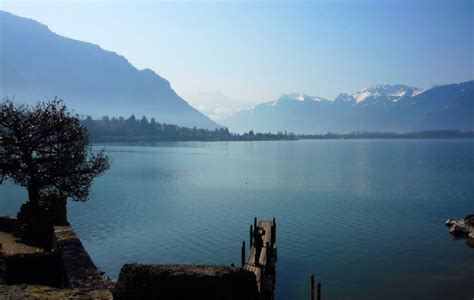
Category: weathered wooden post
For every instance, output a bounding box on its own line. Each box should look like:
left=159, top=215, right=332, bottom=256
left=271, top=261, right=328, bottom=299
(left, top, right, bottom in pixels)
left=310, top=274, right=315, bottom=300
left=250, top=225, right=253, bottom=248
left=271, top=218, right=276, bottom=245
left=254, top=217, right=257, bottom=231
left=241, top=241, right=246, bottom=267
left=265, top=242, right=270, bottom=267
left=317, top=282, right=321, bottom=300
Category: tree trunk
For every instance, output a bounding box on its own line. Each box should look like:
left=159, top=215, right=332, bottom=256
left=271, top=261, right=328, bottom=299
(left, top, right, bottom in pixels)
left=27, top=184, right=40, bottom=206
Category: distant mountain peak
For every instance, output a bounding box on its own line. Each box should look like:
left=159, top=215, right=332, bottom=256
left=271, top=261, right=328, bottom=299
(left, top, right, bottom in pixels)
left=278, top=93, right=329, bottom=103
left=352, top=84, right=420, bottom=103
left=222, top=80, right=473, bottom=134
left=334, top=93, right=355, bottom=102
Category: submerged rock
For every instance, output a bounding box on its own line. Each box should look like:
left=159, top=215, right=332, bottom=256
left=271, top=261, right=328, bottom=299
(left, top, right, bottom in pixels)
left=445, top=215, right=474, bottom=247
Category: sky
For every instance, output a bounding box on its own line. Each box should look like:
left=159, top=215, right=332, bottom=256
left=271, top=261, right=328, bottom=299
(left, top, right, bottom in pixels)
left=1, top=0, right=473, bottom=118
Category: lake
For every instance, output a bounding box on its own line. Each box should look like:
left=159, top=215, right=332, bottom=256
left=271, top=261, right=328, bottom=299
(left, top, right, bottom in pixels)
left=1, top=139, right=473, bottom=299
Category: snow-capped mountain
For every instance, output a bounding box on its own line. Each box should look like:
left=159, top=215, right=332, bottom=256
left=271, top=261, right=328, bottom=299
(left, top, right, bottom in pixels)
left=222, top=81, right=474, bottom=133
left=351, top=84, right=422, bottom=104
left=334, top=93, right=355, bottom=103
left=264, top=93, right=331, bottom=107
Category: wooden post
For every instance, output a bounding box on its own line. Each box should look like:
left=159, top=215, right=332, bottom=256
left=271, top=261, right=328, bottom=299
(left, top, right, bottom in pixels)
left=317, top=282, right=321, bottom=300
left=270, top=224, right=274, bottom=246
left=272, top=218, right=276, bottom=244
left=310, top=274, right=315, bottom=300
left=272, top=218, right=276, bottom=243
left=265, top=242, right=270, bottom=267
left=254, top=217, right=257, bottom=231
left=241, top=241, right=245, bottom=267
left=250, top=225, right=253, bottom=248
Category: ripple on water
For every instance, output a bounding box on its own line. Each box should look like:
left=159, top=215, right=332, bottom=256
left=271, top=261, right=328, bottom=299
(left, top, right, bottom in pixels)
left=1, top=140, right=473, bottom=299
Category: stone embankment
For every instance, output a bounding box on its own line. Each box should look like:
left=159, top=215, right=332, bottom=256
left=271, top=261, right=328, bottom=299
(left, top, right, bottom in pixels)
left=0, top=215, right=261, bottom=299
left=113, top=264, right=258, bottom=300
left=0, top=216, right=112, bottom=299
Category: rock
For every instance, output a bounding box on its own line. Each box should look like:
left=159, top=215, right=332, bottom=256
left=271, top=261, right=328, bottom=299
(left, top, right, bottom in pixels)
left=446, top=215, right=474, bottom=239
left=465, top=214, right=474, bottom=226
left=448, top=223, right=469, bottom=237
left=114, top=264, right=258, bottom=300
left=445, top=219, right=454, bottom=227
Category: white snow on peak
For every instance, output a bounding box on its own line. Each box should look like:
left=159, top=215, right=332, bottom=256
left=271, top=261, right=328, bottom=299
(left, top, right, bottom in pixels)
left=352, top=84, right=420, bottom=103
left=411, top=89, right=424, bottom=97
left=390, top=90, right=407, bottom=102
left=296, top=93, right=305, bottom=101
left=353, top=90, right=378, bottom=103
left=284, top=93, right=328, bottom=102
left=390, top=90, right=407, bottom=97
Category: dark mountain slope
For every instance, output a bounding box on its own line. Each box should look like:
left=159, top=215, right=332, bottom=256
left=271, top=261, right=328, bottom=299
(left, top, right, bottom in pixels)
left=0, top=11, right=219, bottom=129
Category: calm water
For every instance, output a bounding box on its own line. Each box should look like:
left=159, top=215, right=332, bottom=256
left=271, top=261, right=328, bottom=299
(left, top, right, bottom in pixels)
left=1, top=139, right=473, bottom=299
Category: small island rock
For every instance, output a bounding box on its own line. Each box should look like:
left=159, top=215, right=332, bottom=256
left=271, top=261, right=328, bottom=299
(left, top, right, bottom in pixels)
left=445, top=215, right=474, bottom=239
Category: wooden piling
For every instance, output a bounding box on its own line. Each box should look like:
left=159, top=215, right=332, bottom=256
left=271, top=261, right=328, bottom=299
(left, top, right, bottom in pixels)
left=310, top=274, right=315, bottom=300
left=265, top=242, right=270, bottom=267
left=241, top=241, right=245, bottom=267
left=271, top=218, right=276, bottom=245
left=317, top=282, right=321, bottom=300
left=254, top=217, right=257, bottom=230
left=250, top=225, right=253, bottom=247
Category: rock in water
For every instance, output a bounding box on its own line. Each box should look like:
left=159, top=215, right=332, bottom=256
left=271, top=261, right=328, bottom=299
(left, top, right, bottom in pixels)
left=465, top=215, right=474, bottom=226
left=445, top=215, right=474, bottom=243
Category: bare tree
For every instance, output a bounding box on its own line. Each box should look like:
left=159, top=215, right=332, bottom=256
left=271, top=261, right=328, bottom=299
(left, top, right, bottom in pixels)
left=0, top=98, right=110, bottom=206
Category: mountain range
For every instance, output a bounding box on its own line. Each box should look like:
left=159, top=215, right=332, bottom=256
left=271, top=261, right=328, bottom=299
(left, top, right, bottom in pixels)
left=0, top=11, right=219, bottom=129
left=222, top=81, right=474, bottom=133
left=1, top=11, right=472, bottom=134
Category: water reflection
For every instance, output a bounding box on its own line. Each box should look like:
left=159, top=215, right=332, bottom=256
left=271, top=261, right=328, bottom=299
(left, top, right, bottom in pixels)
left=0, top=139, right=473, bottom=299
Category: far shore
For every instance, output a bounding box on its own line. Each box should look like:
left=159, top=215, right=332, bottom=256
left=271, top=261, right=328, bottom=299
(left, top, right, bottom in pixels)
left=89, top=130, right=474, bottom=144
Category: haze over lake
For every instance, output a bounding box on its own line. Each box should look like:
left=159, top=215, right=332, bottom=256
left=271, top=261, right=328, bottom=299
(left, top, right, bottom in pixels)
left=1, top=139, right=473, bottom=299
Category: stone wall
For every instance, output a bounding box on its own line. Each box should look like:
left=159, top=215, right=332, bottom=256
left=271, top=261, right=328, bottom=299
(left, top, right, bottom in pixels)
left=15, top=196, right=68, bottom=250
left=53, top=226, right=111, bottom=295
left=4, top=252, right=65, bottom=287
left=0, top=216, right=17, bottom=233
left=0, top=224, right=112, bottom=299
left=15, top=201, right=54, bottom=250
left=114, top=264, right=259, bottom=300
left=43, top=196, right=69, bottom=226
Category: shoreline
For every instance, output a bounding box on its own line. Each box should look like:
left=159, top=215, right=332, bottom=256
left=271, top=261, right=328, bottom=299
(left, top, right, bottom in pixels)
left=90, top=136, right=474, bottom=144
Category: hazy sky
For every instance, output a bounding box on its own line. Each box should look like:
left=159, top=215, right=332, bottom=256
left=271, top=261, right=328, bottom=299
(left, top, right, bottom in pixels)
left=1, top=0, right=473, bottom=112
